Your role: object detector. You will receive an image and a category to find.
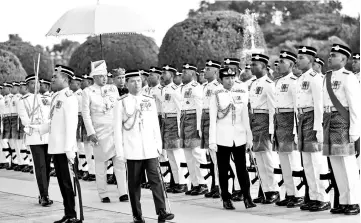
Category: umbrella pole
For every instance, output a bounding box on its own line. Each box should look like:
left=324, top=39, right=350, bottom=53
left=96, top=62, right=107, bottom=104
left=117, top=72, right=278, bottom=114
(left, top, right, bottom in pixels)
left=100, top=34, right=104, bottom=59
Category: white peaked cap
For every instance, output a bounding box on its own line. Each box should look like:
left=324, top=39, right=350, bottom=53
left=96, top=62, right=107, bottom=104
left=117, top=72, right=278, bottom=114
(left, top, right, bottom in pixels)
left=90, top=60, right=107, bottom=77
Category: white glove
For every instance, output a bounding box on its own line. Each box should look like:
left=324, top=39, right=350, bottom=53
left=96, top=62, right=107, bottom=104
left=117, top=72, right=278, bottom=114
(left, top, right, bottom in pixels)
left=294, top=134, right=298, bottom=144
left=198, top=130, right=202, bottom=138
left=350, top=135, right=360, bottom=143
left=209, top=143, right=217, bottom=152
left=246, top=141, right=253, bottom=150
left=66, top=151, right=76, bottom=164
left=25, top=124, right=40, bottom=135
left=316, top=130, right=323, bottom=143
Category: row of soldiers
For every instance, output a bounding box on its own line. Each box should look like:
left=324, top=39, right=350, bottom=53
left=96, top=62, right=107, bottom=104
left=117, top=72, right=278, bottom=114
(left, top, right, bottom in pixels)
left=0, top=43, right=360, bottom=219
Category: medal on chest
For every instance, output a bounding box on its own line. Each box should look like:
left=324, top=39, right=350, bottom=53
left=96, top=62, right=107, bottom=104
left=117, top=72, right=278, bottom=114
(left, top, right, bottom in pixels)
left=280, top=84, right=289, bottom=92
left=140, top=99, right=152, bottom=111
left=332, top=81, right=341, bottom=90
left=255, top=87, right=263, bottom=95
left=301, top=81, right=309, bottom=90
left=184, top=88, right=192, bottom=98
left=165, top=93, right=171, bottom=101
left=206, top=89, right=212, bottom=97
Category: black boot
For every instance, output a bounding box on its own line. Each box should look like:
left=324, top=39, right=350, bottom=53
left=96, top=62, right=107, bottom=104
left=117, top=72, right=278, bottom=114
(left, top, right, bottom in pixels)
left=133, top=216, right=145, bottom=223
left=223, top=199, right=235, bottom=210
left=191, top=184, right=208, bottom=196
left=344, top=204, right=360, bottom=215
left=244, top=196, right=257, bottom=209
left=41, top=196, right=53, bottom=207
left=173, top=184, right=188, bottom=193
left=205, top=186, right=219, bottom=198
left=330, top=204, right=348, bottom=214
left=157, top=208, right=174, bottom=221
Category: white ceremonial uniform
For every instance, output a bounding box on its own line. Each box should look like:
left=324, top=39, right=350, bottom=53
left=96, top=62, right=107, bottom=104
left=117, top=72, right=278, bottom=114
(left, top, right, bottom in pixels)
left=249, top=75, right=279, bottom=192
left=114, top=94, right=162, bottom=159
left=295, top=68, right=329, bottom=202
left=0, top=94, right=7, bottom=164
left=180, top=80, right=207, bottom=186
left=203, top=79, right=223, bottom=187
left=9, top=93, right=22, bottom=165
left=274, top=72, right=303, bottom=198
left=82, top=84, right=127, bottom=198
left=2, top=94, right=13, bottom=161
left=323, top=67, right=361, bottom=205
left=160, top=82, right=187, bottom=185
left=243, top=76, right=257, bottom=91
left=74, top=89, right=87, bottom=172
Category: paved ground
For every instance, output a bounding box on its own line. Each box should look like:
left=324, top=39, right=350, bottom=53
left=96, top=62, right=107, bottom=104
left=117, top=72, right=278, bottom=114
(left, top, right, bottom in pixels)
left=0, top=169, right=360, bottom=223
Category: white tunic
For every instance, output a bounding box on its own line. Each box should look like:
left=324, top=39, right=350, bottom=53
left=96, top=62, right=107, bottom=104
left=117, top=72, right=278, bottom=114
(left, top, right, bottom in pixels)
left=202, top=79, right=223, bottom=109
left=180, top=80, right=203, bottom=130
left=114, top=94, right=162, bottom=160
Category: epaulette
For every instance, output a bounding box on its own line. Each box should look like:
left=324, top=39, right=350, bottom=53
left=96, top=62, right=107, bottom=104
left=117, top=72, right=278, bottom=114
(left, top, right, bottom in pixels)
left=21, top=94, right=30, bottom=100
left=76, top=91, right=82, bottom=95
left=191, top=82, right=199, bottom=87
left=171, top=85, right=178, bottom=90
left=235, top=80, right=241, bottom=84
left=266, top=79, right=273, bottom=83
left=290, top=76, right=297, bottom=80
left=143, top=94, right=154, bottom=99
left=342, top=70, right=351, bottom=75
left=213, top=81, right=220, bottom=86
left=310, top=71, right=317, bottom=77
left=117, top=94, right=128, bottom=101
left=65, top=91, right=73, bottom=97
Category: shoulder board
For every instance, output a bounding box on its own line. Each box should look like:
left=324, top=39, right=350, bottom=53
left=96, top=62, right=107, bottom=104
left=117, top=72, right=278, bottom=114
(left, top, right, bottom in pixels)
left=213, top=81, right=220, bottom=86
left=65, top=91, right=73, bottom=97
left=310, top=71, right=318, bottom=77
left=191, top=82, right=199, bottom=87
left=21, top=95, right=30, bottom=100
left=342, top=71, right=351, bottom=75
left=171, top=85, right=178, bottom=90
left=235, top=80, right=241, bottom=84
left=290, top=76, right=297, bottom=80
left=143, top=94, right=154, bottom=99
left=118, top=94, right=128, bottom=101
left=77, top=91, right=82, bottom=95
left=266, top=79, right=273, bottom=83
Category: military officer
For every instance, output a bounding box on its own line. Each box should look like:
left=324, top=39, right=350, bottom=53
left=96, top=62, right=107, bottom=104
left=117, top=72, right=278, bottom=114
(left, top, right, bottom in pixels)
left=173, top=72, right=182, bottom=86
left=295, top=46, right=330, bottom=211
left=180, top=63, right=209, bottom=196
left=352, top=53, right=360, bottom=82
left=39, top=78, right=52, bottom=96
left=209, top=67, right=256, bottom=210
left=1, top=82, right=13, bottom=169
left=313, top=57, right=325, bottom=76
left=9, top=82, right=22, bottom=170
left=0, top=85, right=8, bottom=169
left=112, top=68, right=129, bottom=96
left=18, top=74, right=53, bottom=206
left=241, top=64, right=257, bottom=90
left=113, top=70, right=174, bottom=223
left=249, top=54, right=280, bottom=204
left=201, top=59, right=223, bottom=199
left=82, top=60, right=128, bottom=202
left=323, top=44, right=360, bottom=215
left=273, top=51, right=304, bottom=207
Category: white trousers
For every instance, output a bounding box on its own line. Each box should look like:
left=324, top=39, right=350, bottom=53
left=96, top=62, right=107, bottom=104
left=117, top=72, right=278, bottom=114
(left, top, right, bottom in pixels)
left=279, top=151, right=304, bottom=197
left=167, top=148, right=187, bottom=184
left=16, top=140, right=28, bottom=165
left=0, top=139, right=10, bottom=163
left=255, top=151, right=279, bottom=192
left=95, top=156, right=127, bottom=198
left=84, top=141, right=95, bottom=174
left=302, top=152, right=329, bottom=202
left=208, top=149, right=219, bottom=186
left=330, top=156, right=360, bottom=204
left=159, top=150, right=170, bottom=182
left=183, top=147, right=207, bottom=186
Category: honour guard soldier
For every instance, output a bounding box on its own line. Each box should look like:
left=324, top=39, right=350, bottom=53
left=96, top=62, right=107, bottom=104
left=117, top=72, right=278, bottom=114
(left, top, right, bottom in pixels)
left=209, top=67, right=256, bottom=210
left=112, top=68, right=129, bottom=96
left=82, top=60, right=128, bottom=203
left=9, top=82, right=22, bottom=170
left=313, top=57, right=325, bottom=77
left=173, top=72, right=182, bottom=86
left=17, top=81, right=30, bottom=171
left=114, top=70, right=175, bottom=223
left=70, top=75, right=87, bottom=178
left=180, top=63, right=209, bottom=196
left=30, top=65, right=82, bottom=223
left=295, top=46, right=330, bottom=211
left=249, top=54, right=280, bottom=204
left=352, top=53, right=360, bottom=82
left=324, top=44, right=360, bottom=215
left=39, top=78, right=52, bottom=96
left=1, top=82, right=13, bottom=169
left=160, top=64, right=188, bottom=193
left=18, top=74, right=53, bottom=206
left=274, top=51, right=304, bottom=207
left=0, top=85, right=8, bottom=169
left=202, top=59, right=223, bottom=198
left=241, top=64, right=257, bottom=89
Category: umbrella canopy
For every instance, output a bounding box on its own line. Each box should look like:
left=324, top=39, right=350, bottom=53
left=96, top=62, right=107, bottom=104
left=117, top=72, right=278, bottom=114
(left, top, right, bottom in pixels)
left=46, top=3, right=154, bottom=36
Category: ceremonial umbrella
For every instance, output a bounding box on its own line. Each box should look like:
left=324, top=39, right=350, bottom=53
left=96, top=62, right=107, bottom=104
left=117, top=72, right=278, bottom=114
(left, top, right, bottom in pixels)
left=46, top=2, right=154, bottom=58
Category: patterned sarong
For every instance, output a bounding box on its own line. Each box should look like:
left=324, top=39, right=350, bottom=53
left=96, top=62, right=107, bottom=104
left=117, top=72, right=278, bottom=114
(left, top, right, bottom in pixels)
left=18, top=118, right=25, bottom=139
left=297, top=111, right=322, bottom=152
left=180, top=113, right=200, bottom=149
left=2, top=116, right=11, bottom=139
left=250, top=113, right=272, bottom=152
left=10, top=116, right=18, bottom=139
left=200, top=111, right=210, bottom=149
left=323, top=111, right=355, bottom=156
left=161, top=116, right=180, bottom=150
left=274, top=112, right=297, bottom=153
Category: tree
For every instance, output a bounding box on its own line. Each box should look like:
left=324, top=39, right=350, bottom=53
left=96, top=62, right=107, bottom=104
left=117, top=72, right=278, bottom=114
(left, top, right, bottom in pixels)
left=0, top=49, right=27, bottom=83
left=68, top=34, right=159, bottom=75
left=49, top=39, right=80, bottom=66
left=158, top=11, right=266, bottom=69
left=0, top=34, right=53, bottom=79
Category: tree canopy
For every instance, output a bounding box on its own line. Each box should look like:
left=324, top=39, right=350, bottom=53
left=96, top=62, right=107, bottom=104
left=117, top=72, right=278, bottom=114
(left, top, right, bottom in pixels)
left=0, top=34, right=53, bottom=79
left=158, top=11, right=266, bottom=69
left=0, top=49, right=27, bottom=83
left=68, top=34, right=159, bottom=75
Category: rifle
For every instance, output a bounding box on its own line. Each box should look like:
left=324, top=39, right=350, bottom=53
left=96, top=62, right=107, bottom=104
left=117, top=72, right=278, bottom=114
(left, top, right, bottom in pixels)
left=247, top=149, right=266, bottom=199
left=273, top=165, right=284, bottom=187
left=69, top=158, right=84, bottom=221
left=320, top=157, right=339, bottom=207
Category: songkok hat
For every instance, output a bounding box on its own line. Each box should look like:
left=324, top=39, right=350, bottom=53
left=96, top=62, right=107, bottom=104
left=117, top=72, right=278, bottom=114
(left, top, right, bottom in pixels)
left=251, top=54, right=269, bottom=65
left=89, top=60, right=107, bottom=77
left=280, top=51, right=297, bottom=63
left=205, top=60, right=221, bottom=69
left=298, top=46, right=317, bottom=57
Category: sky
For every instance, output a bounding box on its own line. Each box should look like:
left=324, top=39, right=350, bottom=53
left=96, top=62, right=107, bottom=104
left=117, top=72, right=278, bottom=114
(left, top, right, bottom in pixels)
left=0, top=0, right=359, bottom=48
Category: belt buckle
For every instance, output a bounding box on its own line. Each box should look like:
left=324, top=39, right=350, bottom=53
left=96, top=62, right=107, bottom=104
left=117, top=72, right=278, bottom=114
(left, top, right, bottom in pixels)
left=325, top=106, right=331, bottom=113
left=275, top=108, right=279, bottom=114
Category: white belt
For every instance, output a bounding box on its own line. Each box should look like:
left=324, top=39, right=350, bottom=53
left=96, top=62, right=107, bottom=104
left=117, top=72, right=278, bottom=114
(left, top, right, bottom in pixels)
left=163, top=113, right=177, bottom=118
left=297, top=107, right=313, bottom=114
left=275, top=108, right=294, bottom=114
left=181, top=109, right=196, bottom=114
left=251, top=109, right=268, bottom=114
left=324, top=106, right=348, bottom=113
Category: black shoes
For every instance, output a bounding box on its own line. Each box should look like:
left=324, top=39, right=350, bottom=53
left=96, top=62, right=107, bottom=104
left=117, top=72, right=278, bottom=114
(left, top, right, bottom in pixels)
left=157, top=208, right=174, bottom=221
left=300, top=200, right=316, bottom=210
left=54, top=216, right=81, bottom=223
left=276, top=196, right=294, bottom=206
left=190, top=184, right=208, bottom=196
left=119, top=194, right=129, bottom=202
left=263, top=191, right=280, bottom=204
left=223, top=199, right=235, bottom=210
left=205, top=186, right=220, bottom=198
left=133, top=216, right=145, bottom=223
left=309, top=201, right=331, bottom=212
left=41, top=196, right=54, bottom=207
left=101, top=197, right=111, bottom=203
left=253, top=196, right=265, bottom=204
left=244, top=197, right=257, bottom=209
left=286, top=197, right=304, bottom=208
left=172, top=184, right=188, bottom=193
left=166, top=184, right=177, bottom=193
left=231, top=190, right=244, bottom=202
left=330, top=204, right=360, bottom=215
